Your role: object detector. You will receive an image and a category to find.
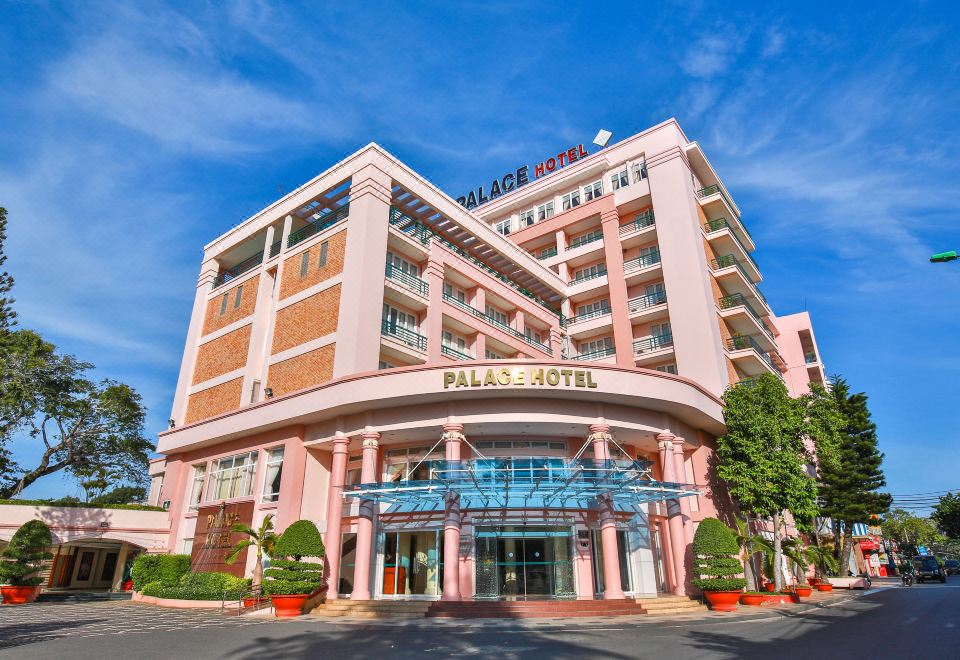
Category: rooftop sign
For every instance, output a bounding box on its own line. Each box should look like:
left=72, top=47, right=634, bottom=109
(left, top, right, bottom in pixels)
left=444, top=367, right=598, bottom=389
left=456, top=144, right=589, bottom=210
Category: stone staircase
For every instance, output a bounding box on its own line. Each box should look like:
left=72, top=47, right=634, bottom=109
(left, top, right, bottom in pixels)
left=310, top=600, right=433, bottom=619
left=37, top=591, right=132, bottom=603
left=636, top=594, right=708, bottom=615
left=427, top=599, right=648, bottom=618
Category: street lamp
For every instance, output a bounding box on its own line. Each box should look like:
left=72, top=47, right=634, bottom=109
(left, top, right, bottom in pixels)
left=930, top=251, right=958, bottom=263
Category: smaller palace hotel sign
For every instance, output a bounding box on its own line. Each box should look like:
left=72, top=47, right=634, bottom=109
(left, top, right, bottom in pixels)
left=444, top=367, right=598, bottom=389
left=456, top=144, right=589, bottom=210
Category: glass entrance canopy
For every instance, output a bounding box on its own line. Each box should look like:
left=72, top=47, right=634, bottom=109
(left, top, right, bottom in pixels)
left=342, top=458, right=699, bottom=513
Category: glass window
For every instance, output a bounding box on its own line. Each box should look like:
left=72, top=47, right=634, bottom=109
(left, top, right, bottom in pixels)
left=524, top=327, right=543, bottom=344
left=573, top=263, right=605, bottom=281
left=632, top=161, right=648, bottom=182
left=208, top=451, right=258, bottom=501
left=495, top=218, right=512, bottom=235
left=388, top=252, right=419, bottom=277
left=382, top=304, right=417, bottom=330
left=188, top=465, right=206, bottom=511
left=299, top=251, right=310, bottom=277
left=233, top=285, right=243, bottom=309
left=318, top=241, right=329, bottom=267
left=442, top=282, right=466, bottom=302
left=656, top=364, right=678, bottom=374
left=651, top=322, right=672, bottom=340
left=485, top=305, right=509, bottom=326
left=578, top=299, right=610, bottom=316
left=611, top=170, right=629, bottom=190
left=219, top=294, right=229, bottom=316
left=561, top=189, right=580, bottom=211
left=537, top=201, right=555, bottom=221
left=583, top=180, right=603, bottom=201
left=485, top=349, right=503, bottom=359
left=262, top=447, right=284, bottom=502
left=378, top=360, right=396, bottom=370
left=580, top=336, right=613, bottom=355
left=520, top=210, right=534, bottom=227
left=182, top=538, right=194, bottom=555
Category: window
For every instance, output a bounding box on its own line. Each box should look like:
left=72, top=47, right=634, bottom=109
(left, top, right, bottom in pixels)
left=382, top=304, right=417, bottom=330
left=387, top=252, right=419, bottom=277
left=573, top=263, right=605, bottom=281
left=299, top=251, right=310, bottom=277
left=578, top=299, right=610, bottom=317
left=473, top=440, right=567, bottom=451
left=378, top=360, right=396, bottom=370
left=524, top=326, right=543, bottom=344
left=520, top=210, right=534, bottom=227
left=383, top=446, right=443, bottom=482
left=583, top=180, right=603, bottom=201
left=656, top=364, right=678, bottom=374
left=250, top=380, right=261, bottom=403
left=442, top=330, right=467, bottom=351
left=651, top=322, right=672, bottom=339
left=561, top=189, right=580, bottom=211
left=261, top=447, right=284, bottom=502
left=485, top=305, right=509, bottom=327
left=646, top=282, right=665, bottom=296
left=318, top=241, right=329, bottom=268
left=233, top=285, right=243, bottom=309
left=219, top=294, right=229, bottom=316
left=182, top=538, right=194, bottom=555
left=611, top=169, right=629, bottom=190
left=537, top=201, right=555, bottom=221
left=187, top=465, right=206, bottom=511
left=442, top=282, right=466, bottom=302
left=632, top=161, right=648, bottom=182
left=495, top=218, right=512, bottom=235
left=580, top=336, right=613, bottom=355
left=485, top=348, right=504, bottom=359
left=208, top=451, right=258, bottom=501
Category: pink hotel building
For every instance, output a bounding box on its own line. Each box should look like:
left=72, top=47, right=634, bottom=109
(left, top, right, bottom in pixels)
left=151, top=118, right=827, bottom=604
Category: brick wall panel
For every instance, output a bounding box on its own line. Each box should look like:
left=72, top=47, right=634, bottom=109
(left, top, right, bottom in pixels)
left=279, top=230, right=346, bottom=300
left=271, top=284, right=341, bottom=354
left=193, top=325, right=251, bottom=385
left=185, top=378, right=244, bottom=424
left=203, top=276, right=260, bottom=336
left=267, top=345, right=335, bottom=397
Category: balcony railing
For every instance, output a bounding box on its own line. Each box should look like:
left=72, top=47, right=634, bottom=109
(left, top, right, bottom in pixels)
left=213, top=251, right=263, bottom=288
left=385, top=263, right=429, bottom=297
left=564, top=306, right=612, bottom=327
left=697, top=185, right=753, bottom=240
left=634, top=333, right=674, bottom=355
left=269, top=240, right=282, bottom=259
left=380, top=320, right=427, bottom=351
left=442, top=293, right=551, bottom=353
left=441, top=344, right=474, bottom=360
left=623, top=249, right=661, bottom=272
left=805, top=351, right=818, bottom=364
left=538, top=247, right=558, bottom=260
left=718, top=293, right=774, bottom=339
left=619, top=210, right=655, bottom=235
left=710, top=254, right=769, bottom=308
left=627, top=290, right=667, bottom=314
left=569, top=267, right=607, bottom=286
left=724, top=336, right=777, bottom=372
left=569, top=230, right=603, bottom=250
left=703, top=218, right=759, bottom=271
left=568, top=346, right=616, bottom=361
left=287, top=204, right=350, bottom=247
left=389, top=206, right=561, bottom=319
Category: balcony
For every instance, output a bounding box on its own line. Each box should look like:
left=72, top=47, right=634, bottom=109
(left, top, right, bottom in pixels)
left=569, top=267, right=608, bottom=286
left=624, top=249, right=661, bottom=274
left=213, top=251, right=263, bottom=289
left=710, top=254, right=769, bottom=312
left=805, top=351, right=818, bottom=364
left=538, top=246, right=558, bottom=260
left=388, top=207, right=432, bottom=245
left=381, top=320, right=427, bottom=352
left=703, top=217, right=759, bottom=275
left=288, top=204, right=350, bottom=248
left=442, top=293, right=551, bottom=354
left=634, top=333, right=674, bottom=356
left=385, top=263, right=429, bottom=297
left=563, top=306, right=612, bottom=327
left=619, top=210, right=656, bottom=237
left=442, top=344, right=474, bottom=361
left=569, top=230, right=603, bottom=250
left=724, top=336, right=781, bottom=377
left=269, top=240, right=282, bottom=259
left=567, top=346, right=616, bottom=361
left=717, top=293, right=775, bottom=346
left=628, top=290, right=666, bottom=314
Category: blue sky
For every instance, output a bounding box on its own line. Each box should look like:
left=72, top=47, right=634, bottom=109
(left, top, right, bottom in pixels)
left=1, top=1, right=957, bottom=509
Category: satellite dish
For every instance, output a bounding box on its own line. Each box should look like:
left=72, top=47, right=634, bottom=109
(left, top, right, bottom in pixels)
left=593, top=129, right=613, bottom=148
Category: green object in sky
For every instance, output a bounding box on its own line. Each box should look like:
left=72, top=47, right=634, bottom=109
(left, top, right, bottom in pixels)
left=930, top=251, right=958, bottom=263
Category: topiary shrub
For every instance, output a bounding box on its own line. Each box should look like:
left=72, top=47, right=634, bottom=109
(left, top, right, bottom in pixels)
left=692, top=517, right=747, bottom=592
left=264, top=521, right=325, bottom=596
left=273, top=520, right=324, bottom=561
left=0, top=520, right=53, bottom=586
left=131, top=553, right=191, bottom=591
left=139, top=572, right=250, bottom=600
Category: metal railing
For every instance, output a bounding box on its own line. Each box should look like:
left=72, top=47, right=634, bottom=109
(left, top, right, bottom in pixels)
left=724, top=336, right=777, bottom=372
left=564, top=306, right=612, bottom=326
left=385, top=263, right=429, bottom=296
left=567, top=345, right=616, bottom=361
left=569, top=266, right=608, bottom=286
left=703, top=218, right=759, bottom=271
left=718, top=293, right=774, bottom=338
left=442, top=293, right=551, bottom=353
left=268, top=240, right=282, bottom=259
left=569, top=230, right=603, bottom=250
left=213, top=251, right=263, bottom=288
left=627, top=290, right=667, bottom=314
left=380, top=320, right=427, bottom=351
left=710, top=254, right=769, bottom=308
left=538, top=247, right=558, bottom=260
left=696, top=185, right=752, bottom=240
left=389, top=207, right=561, bottom=319
left=442, top=344, right=474, bottom=360
left=288, top=204, right=350, bottom=247
left=619, top=210, right=655, bottom=235
left=634, top=333, right=674, bottom=355
left=623, top=249, right=661, bottom=272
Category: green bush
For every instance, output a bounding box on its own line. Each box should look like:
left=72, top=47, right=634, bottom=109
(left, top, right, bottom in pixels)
left=131, top=553, right=192, bottom=591
left=263, top=558, right=323, bottom=596
left=274, top=520, right=325, bottom=560
left=0, top=520, right=53, bottom=586
left=0, top=498, right=164, bottom=512
left=691, top=517, right=746, bottom=592
left=139, top=572, right=250, bottom=601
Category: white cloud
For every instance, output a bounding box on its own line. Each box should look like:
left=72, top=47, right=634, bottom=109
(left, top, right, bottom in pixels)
left=680, top=32, right=742, bottom=77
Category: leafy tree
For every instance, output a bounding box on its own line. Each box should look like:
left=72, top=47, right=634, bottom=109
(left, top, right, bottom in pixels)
left=717, top=373, right=818, bottom=591
left=691, top=518, right=746, bottom=592
left=932, top=493, right=960, bottom=540
left=817, top=377, right=891, bottom=571
left=225, top=514, right=278, bottom=592
left=90, top=486, right=147, bottom=506
left=881, top=508, right=944, bottom=555
left=0, top=331, right=152, bottom=498
left=0, top=207, right=15, bottom=333
left=0, top=519, right=52, bottom=586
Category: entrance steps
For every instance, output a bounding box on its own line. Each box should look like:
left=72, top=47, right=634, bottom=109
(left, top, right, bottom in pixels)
left=427, top=599, right=648, bottom=618
left=636, top=595, right=708, bottom=615
left=37, top=591, right=132, bottom=603
left=310, top=600, right=433, bottom=619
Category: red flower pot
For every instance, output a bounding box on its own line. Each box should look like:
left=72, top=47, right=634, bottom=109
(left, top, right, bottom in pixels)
left=703, top=590, right=741, bottom=612
left=739, top=593, right=764, bottom=606
left=244, top=596, right=269, bottom=608
left=815, top=583, right=833, bottom=592
left=808, top=578, right=821, bottom=586
left=122, top=579, right=133, bottom=591
left=1, top=586, right=40, bottom=605
left=271, top=594, right=309, bottom=617
left=764, top=583, right=776, bottom=592
left=794, top=586, right=812, bottom=597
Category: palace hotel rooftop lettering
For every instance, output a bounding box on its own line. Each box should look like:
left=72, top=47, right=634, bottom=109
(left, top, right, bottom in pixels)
left=444, top=367, right=598, bottom=389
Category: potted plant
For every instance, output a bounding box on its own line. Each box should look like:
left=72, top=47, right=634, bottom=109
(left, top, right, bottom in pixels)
left=816, top=581, right=834, bottom=592
left=804, top=543, right=839, bottom=591
left=0, top=520, right=53, bottom=604
left=794, top=584, right=813, bottom=597
left=739, top=592, right=765, bottom=606
left=263, top=520, right=325, bottom=617
left=225, top=513, right=277, bottom=607
left=692, top=518, right=746, bottom=612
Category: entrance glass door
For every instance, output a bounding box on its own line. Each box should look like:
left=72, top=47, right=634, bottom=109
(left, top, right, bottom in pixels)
left=380, top=530, right=440, bottom=598
left=475, top=526, right=575, bottom=600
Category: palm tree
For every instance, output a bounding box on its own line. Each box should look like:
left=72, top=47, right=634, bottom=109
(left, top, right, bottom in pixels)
left=804, top=542, right=839, bottom=580
left=782, top=537, right=809, bottom=584
left=732, top=516, right=761, bottom=591
left=225, top=514, right=277, bottom=592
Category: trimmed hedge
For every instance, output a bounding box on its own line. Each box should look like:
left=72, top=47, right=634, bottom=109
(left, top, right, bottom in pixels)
left=263, top=558, right=324, bottom=596
left=140, top=571, right=250, bottom=600
left=692, top=518, right=746, bottom=592
left=0, top=498, right=164, bottom=512
left=131, top=554, right=192, bottom=591
left=0, top=520, right=53, bottom=586
left=274, top=520, right=324, bottom=560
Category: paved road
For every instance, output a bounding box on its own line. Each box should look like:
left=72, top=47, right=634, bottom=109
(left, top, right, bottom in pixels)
left=1, top=584, right=957, bottom=659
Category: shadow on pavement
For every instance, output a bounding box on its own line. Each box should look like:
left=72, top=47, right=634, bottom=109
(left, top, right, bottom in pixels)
left=0, top=618, right=102, bottom=650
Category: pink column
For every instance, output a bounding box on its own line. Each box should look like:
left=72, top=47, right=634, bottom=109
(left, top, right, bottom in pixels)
left=671, top=437, right=694, bottom=546
left=323, top=432, right=350, bottom=599
left=591, top=422, right=625, bottom=600
left=658, top=431, right=688, bottom=595
left=424, top=258, right=444, bottom=362
left=441, top=421, right=463, bottom=601
left=351, top=428, right=380, bottom=601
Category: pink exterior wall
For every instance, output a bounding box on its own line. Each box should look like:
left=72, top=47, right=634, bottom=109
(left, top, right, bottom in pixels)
left=0, top=504, right=170, bottom=550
